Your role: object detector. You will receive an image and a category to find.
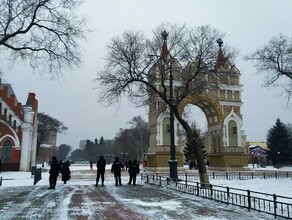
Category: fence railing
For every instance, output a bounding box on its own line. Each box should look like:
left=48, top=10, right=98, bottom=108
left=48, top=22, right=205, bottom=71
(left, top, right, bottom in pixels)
left=142, top=173, right=292, bottom=219
left=147, top=171, right=292, bottom=181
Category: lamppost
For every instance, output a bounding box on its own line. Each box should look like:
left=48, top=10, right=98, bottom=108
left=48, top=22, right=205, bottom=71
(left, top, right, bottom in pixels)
left=277, top=151, right=280, bottom=169
left=161, top=31, right=178, bottom=180
left=251, top=152, right=254, bottom=169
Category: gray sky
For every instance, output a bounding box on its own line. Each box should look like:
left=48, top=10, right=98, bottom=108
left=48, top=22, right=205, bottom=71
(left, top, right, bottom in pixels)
left=2, top=0, right=292, bottom=148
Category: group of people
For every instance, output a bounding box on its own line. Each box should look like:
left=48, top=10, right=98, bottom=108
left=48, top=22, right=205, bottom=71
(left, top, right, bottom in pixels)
left=95, top=156, right=140, bottom=186
left=48, top=156, right=71, bottom=189
left=48, top=155, right=140, bottom=189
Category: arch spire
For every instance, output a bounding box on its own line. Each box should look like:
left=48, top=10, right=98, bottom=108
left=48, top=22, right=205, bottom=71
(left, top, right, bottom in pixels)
left=160, top=31, right=169, bottom=60
left=214, top=38, right=226, bottom=69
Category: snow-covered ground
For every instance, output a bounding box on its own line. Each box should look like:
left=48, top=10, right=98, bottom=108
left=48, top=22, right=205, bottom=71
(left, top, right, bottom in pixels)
left=0, top=164, right=291, bottom=220
left=1, top=164, right=291, bottom=198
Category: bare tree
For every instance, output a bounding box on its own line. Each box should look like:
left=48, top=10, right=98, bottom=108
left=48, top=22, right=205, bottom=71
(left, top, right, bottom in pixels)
left=245, top=34, right=292, bottom=101
left=96, top=23, right=237, bottom=184
left=0, top=0, right=87, bottom=77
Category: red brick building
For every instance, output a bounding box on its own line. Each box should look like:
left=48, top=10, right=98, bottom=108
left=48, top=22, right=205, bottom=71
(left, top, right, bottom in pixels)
left=0, top=79, right=38, bottom=171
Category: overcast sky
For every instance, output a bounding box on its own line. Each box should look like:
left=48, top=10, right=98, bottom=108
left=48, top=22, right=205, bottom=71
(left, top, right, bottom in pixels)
left=2, top=0, right=292, bottom=149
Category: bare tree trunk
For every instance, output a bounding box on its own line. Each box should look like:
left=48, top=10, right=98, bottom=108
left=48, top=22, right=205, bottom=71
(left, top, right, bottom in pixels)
left=195, top=148, right=209, bottom=185
left=175, top=110, right=210, bottom=185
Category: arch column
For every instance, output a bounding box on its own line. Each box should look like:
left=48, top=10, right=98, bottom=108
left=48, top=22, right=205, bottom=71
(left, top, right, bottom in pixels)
left=19, top=107, right=34, bottom=171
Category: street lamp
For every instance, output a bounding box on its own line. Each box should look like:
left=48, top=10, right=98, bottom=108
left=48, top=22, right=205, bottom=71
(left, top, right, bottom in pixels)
left=161, top=31, right=178, bottom=180
left=251, top=152, right=254, bottom=169
left=277, top=151, right=280, bottom=169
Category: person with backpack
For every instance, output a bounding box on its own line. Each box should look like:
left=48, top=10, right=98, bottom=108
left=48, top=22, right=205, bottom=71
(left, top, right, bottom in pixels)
left=111, top=157, right=124, bottom=186
left=128, top=159, right=140, bottom=185
left=48, top=156, right=60, bottom=189
left=60, top=160, right=71, bottom=184
left=95, top=156, right=106, bottom=186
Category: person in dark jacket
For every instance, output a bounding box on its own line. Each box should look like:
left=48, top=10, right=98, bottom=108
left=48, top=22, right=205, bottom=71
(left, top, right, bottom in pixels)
left=60, top=161, right=71, bottom=184
left=95, top=156, right=106, bottom=186
left=111, top=157, right=124, bottom=186
left=128, top=159, right=140, bottom=185
left=48, top=156, right=60, bottom=189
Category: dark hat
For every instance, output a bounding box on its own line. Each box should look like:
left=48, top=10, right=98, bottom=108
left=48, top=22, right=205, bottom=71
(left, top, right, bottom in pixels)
left=115, top=157, right=119, bottom=161
left=100, top=156, right=104, bottom=159
left=52, top=156, right=56, bottom=160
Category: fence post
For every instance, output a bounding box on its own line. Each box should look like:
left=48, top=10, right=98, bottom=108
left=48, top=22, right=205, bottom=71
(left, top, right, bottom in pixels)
left=226, top=172, right=228, bottom=180
left=251, top=172, right=253, bottom=179
left=275, top=172, right=277, bottom=179
left=185, top=173, right=187, bottom=181
left=159, top=176, right=161, bottom=187
left=156, top=173, right=158, bottom=181
left=239, top=172, right=241, bottom=180
left=210, top=184, right=213, bottom=199
left=287, top=172, right=289, bottom=178
left=227, top=187, right=230, bottom=204
left=196, top=182, right=199, bottom=196
left=264, top=172, right=265, bottom=179
left=213, top=172, right=215, bottom=179
left=247, top=190, right=251, bottom=211
left=0, top=177, right=2, bottom=186
left=146, top=174, right=149, bottom=183
left=273, top=194, right=277, bottom=218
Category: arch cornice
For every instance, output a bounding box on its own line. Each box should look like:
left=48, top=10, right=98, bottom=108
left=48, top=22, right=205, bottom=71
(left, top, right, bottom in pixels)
left=178, top=94, right=223, bottom=123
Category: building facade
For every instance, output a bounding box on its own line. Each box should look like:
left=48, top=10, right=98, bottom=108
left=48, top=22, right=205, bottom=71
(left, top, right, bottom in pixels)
left=0, top=80, right=38, bottom=171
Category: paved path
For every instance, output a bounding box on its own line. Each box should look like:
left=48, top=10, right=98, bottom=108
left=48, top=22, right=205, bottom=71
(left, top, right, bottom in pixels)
left=0, top=169, right=277, bottom=220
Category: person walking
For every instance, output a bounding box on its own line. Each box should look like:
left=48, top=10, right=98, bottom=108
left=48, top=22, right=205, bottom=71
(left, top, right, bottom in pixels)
left=127, top=160, right=132, bottom=184
left=0, top=157, right=3, bottom=173
left=90, top=160, right=93, bottom=170
left=111, top=157, right=124, bottom=186
left=128, top=159, right=140, bottom=185
left=95, top=156, right=106, bottom=186
left=48, top=156, right=60, bottom=189
left=60, top=161, right=71, bottom=184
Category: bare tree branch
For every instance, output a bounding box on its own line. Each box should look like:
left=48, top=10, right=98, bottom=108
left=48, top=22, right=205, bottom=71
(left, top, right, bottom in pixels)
left=0, top=0, right=88, bottom=77
left=246, top=34, right=292, bottom=101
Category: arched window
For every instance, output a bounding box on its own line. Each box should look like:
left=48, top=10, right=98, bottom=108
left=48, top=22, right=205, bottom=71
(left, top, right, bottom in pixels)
left=228, top=120, right=238, bottom=147
left=2, top=139, right=13, bottom=162
left=162, top=118, right=170, bottom=145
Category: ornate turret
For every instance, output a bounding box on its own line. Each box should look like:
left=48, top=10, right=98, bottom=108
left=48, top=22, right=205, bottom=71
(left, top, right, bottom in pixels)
left=214, top=38, right=227, bottom=70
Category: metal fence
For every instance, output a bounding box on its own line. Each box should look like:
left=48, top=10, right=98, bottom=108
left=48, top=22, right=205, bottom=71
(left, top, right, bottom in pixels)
left=149, top=171, right=292, bottom=181
left=142, top=173, right=292, bottom=219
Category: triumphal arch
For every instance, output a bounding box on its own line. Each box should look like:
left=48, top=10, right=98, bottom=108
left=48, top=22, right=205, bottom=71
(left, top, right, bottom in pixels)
left=146, top=39, right=248, bottom=171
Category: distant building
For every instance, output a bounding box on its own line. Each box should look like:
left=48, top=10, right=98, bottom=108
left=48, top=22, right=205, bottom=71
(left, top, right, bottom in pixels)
left=37, top=129, right=58, bottom=164
left=0, top=79, right=38, bottom=171
left=246, top=141, right=269, bottom=166
left=79, top=140, right=87, bottom=149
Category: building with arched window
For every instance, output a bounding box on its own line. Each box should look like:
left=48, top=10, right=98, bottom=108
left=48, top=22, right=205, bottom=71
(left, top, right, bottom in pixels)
left=0, top=79, right=38, bottom=171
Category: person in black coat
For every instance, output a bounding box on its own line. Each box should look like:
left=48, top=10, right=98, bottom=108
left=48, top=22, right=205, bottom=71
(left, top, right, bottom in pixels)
left=111, top=157, right=124, bottom=186
left=60, top=161, right=71, bottom=184
left=48, top=156, right=60, bottom=189
left=128, top=159, right=140, bottom=185
left=0, top=157, right=3, bottom=173
left=95, top=156, right=106, bottom=186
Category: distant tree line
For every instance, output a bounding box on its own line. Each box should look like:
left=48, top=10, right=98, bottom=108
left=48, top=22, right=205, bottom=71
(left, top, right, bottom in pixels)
left=68, top=116, right=149, bottom=163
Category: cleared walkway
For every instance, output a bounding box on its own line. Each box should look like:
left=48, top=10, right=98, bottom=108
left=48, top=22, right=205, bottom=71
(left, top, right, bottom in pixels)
left=0, top=168, right=277, bottom=220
